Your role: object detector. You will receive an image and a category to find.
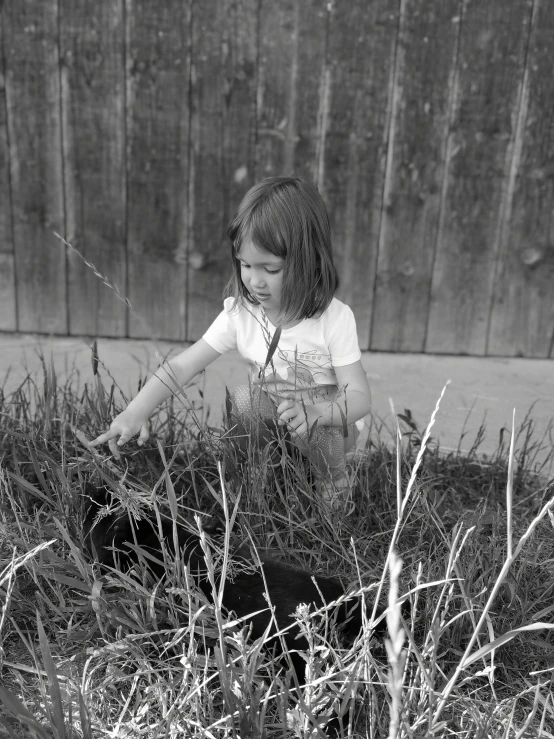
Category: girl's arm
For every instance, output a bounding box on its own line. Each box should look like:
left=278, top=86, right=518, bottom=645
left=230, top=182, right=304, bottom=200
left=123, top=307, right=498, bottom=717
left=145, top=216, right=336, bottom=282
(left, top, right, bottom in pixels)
left=318, top=359, right=371, bottom=427
left=90, top=338, right=221, bottom=456
left=277, top=360, right=371, bottom=437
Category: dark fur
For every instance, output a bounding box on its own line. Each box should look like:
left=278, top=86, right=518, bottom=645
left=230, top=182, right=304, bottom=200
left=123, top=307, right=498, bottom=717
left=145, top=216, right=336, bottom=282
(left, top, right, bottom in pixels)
left=83, top=486, right=388, bottom=734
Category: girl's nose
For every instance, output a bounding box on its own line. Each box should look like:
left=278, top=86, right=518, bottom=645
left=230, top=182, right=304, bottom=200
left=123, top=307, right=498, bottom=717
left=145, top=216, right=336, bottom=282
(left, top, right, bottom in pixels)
left=251, top=273, right=266, bottom=289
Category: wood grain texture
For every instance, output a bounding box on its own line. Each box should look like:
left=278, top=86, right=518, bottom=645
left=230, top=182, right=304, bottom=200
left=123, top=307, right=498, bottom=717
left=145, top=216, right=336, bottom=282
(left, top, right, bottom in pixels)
left=323, top=0, right=399, bottom=349
left=0, top=0, right=552, bottom=359
left=126, top=0, right=191, bottom=340
left=60, top=1, right=127, bottom=337
left=0, top=252, right=17, bottom=331
left=0, top=253, right=16, bottom=331
left=186, top=0, right=258, bottom=340
left=0, top=8, right=16, bottom=330
left=256, top=0, right=327, bottom=183
left=487, top=0, right=554, bottom=358
left=3, top=0, right=67, bottom=333
left=371, top=0, right=461, bottom=352
left=425, top=0, right=534, bottom=355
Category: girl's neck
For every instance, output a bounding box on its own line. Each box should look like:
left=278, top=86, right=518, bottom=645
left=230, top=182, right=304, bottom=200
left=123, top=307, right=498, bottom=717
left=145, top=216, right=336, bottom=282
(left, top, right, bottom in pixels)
left=262, top=306, right=301, bottom=330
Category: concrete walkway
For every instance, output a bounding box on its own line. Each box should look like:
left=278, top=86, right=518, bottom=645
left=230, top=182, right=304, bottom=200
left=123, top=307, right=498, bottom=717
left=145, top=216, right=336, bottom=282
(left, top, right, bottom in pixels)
left=1, top=333, right=553, bottom=474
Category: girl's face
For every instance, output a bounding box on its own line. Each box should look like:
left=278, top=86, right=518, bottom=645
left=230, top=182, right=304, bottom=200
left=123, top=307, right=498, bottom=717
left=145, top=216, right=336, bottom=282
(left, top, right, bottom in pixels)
left=237, top=237, right=284, bottom=318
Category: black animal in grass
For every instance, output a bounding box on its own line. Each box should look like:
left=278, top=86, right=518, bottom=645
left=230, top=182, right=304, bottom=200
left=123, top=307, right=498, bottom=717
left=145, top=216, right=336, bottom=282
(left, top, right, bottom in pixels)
left=83, top=486, right=390, bottom=733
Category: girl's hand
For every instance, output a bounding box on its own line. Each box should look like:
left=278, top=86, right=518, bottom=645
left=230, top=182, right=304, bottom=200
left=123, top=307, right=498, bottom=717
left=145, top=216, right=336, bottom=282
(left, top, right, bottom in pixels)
left=89, top=409, right=150, bottom=459
left=277, top=397, right=321, bottom=439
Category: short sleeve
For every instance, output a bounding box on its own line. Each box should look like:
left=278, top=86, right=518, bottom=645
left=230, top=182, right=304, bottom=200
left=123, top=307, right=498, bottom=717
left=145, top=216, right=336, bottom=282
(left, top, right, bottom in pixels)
left=327, top=303, right=362, bottom=367
left=202, top=298, right=239, bottom=354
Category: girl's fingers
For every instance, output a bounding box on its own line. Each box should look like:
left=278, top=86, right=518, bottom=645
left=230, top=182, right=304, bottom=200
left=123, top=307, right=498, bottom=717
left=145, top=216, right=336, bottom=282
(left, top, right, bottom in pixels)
left=137, top=424, right=149, bottom=446
left=91, top=425, right=134, bottom=452
left=287, top=416, right=305, bottom=433
left=279, top=401, right=300, bottom=421
left=290, top=422, right=307, bottom=438
left=277, top=397, right=296, bottom=416
left=89, top=428, right=119, bottom=447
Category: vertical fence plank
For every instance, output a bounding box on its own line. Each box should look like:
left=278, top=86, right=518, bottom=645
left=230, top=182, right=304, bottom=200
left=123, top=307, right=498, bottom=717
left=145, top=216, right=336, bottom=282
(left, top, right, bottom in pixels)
left=371, top=0, right=461, bottom=352
left=425, top=0, right=534, bottom=355
left=60, top=1, right=127, bottom=337
left=0, top=254, right=15, bottom=331
left=323, top=0, right=399, bottom=348
left=487, top=0, right=554, bottom=358
left=0, top=9, right=16, bottom=331
left=256, top=0, right=327, bottom=183
left=3, top=0, right=67, bottom=334
left=186, top=0, right=258, bottom=340
left=126, top=0, right=191, bottom=340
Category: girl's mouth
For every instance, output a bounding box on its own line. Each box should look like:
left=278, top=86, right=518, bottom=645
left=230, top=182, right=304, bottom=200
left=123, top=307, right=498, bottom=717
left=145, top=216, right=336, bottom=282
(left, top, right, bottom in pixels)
left=253, top=292, right=270, bottom=300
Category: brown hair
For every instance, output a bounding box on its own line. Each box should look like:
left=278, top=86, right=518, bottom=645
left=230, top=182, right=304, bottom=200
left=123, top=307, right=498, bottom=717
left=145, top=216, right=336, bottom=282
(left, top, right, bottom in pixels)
left=225, top=177, right=339, bottom=323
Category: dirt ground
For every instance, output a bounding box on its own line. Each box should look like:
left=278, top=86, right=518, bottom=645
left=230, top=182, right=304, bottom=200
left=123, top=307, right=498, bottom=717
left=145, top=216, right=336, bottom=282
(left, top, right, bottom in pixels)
left=1, top=333, right=553, bottom=475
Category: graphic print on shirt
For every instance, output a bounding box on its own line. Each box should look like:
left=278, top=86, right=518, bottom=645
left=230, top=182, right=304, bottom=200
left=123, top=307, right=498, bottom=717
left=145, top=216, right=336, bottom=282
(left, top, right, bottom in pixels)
left=251, top=309, right=338, bottom=404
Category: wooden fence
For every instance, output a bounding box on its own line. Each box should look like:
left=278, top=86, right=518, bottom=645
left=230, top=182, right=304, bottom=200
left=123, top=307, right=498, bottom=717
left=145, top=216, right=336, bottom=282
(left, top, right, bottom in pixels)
left=0, top=0, right=552, bottom=357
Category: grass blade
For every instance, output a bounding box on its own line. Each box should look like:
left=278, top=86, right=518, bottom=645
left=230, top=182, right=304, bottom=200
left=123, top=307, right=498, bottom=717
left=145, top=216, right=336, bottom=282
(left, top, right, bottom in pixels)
left=0, top=687, right=52, bottom=739
left=259, top=326, right=282, bottom=378
left=507, top=408, right=515, bottom=559
left=464, top=623, right=554, bottom=668
left=36, top=611, right=66, bottom=739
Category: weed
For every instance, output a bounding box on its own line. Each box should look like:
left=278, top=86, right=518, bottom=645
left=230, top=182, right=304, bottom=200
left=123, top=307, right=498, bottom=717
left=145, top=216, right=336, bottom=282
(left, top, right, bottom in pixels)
left=0, top=356, right=553, bottom=737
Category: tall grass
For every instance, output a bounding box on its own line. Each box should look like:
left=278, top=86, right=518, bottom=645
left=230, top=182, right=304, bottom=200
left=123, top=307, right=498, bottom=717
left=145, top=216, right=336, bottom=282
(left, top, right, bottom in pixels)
left=0, top=356, right=553, bottom=737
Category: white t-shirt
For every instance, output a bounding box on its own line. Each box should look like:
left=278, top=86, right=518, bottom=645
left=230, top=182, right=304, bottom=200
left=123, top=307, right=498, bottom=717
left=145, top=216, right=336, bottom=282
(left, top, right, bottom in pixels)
left=203, top=297, right=361, bottom=405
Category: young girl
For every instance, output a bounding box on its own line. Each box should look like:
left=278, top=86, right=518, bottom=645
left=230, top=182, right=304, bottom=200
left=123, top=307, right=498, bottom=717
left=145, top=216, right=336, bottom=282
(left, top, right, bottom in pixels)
left=91, top=177, right=371, bottom=506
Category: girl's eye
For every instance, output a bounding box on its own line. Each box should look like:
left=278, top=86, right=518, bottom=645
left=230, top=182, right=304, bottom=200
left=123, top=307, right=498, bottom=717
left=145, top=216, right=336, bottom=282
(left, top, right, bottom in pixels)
left=239, top=262, right=280, bottom=274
